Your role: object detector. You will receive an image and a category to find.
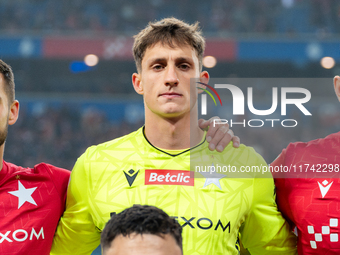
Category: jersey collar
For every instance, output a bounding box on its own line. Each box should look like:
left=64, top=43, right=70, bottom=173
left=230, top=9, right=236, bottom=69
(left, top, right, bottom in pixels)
left=142, top=126, right=206, bottom=157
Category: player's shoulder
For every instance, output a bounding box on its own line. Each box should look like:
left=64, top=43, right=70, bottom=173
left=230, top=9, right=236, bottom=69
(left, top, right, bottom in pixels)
left=3, top=161, right=32, bottom=175
left=33, top=163, right=70, bottom=178
left=84, top=128, right=142, bottom=155
left=3, top=161, right=70, bottom=187
left=228, top=145, right=274, bottom=191
left=222, top=143, right=267, bottom=178
left=231, top=143, right=265, bottom=162
left=272, top=131, right=340, bottom=170
left=286, top=131, right=340, bottom=154
left=237, top=143, right=257, bottom=153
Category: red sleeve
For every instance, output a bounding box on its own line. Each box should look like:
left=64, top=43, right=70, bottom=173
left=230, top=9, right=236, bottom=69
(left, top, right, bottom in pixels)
left=270, top=148, right=296, bottom=230
left=270, top=148, right=287, bottom=179
left=271, top=148, right=286, bottom=168
left=35, top=163, right=70, bottom=213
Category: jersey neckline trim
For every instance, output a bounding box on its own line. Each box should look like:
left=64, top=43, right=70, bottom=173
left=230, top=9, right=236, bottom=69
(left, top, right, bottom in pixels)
left=142, top=126, right=206, bottom=157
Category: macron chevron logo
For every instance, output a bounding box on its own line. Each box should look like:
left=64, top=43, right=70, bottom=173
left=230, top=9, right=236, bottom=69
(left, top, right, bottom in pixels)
left=318, top=180, right=333, bottom=198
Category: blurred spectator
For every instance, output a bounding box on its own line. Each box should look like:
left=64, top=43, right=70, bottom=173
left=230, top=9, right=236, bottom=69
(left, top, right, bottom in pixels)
left=0, top=0, right=339, bottom=36
left=4, top=102, right=144, bottom=170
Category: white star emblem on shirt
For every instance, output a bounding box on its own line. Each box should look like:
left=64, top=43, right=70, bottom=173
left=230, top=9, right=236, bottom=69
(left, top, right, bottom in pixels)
left=8, top=180, right=38, bottom=209
left=200, top=164, right=227, bottom=190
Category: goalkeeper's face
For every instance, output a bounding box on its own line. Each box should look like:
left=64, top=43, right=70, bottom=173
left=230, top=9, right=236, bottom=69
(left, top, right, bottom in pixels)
left=0, top=74, right=19, bottom=147
left=132, top=42, right=209, bottom=119
left=103, top=233, right=182, bottom=255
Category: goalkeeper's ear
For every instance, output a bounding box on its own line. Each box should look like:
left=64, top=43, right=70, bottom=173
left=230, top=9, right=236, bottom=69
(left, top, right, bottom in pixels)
left=132, top=72, right=144, bottom=95
left=197, top=71, right=209, bottom=94
left=199, top=71, right=209, bottom=85
left=334, top=76, right=340, bottom=102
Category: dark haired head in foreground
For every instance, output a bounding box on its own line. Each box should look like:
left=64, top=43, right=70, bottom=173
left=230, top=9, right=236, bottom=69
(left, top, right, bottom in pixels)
left=101, top=204, right=183, bottom=255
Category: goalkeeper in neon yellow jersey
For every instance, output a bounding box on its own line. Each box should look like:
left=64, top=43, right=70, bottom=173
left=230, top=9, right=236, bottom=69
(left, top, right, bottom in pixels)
left=51, top=17, right=297, bottom=255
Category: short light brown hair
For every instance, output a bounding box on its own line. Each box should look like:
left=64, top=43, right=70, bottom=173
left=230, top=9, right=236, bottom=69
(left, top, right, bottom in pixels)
left=133, top=17, right=205, bottom=73
left=0, top=59, right=15, bottom=104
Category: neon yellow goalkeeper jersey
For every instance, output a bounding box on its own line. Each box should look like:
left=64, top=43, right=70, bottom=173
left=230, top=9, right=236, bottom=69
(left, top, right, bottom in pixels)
left=51, top=127, right=297, bottom=255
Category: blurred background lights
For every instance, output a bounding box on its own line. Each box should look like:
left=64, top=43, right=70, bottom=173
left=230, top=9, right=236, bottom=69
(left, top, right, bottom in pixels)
left=84, top=54, right=99, bottom=67
left=69, top=61, right=91, bottom=73
left=320, top=57, right=335, bottom=69
left=203, top=56, right=217, bottom=68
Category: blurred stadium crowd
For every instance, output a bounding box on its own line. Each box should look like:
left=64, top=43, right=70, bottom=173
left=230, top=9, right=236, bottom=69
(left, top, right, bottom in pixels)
left=4, top=101, right=340, bottom=170
left=5, top=104, right=144, bottom=170
left=0, top=0, right=339, bottom=36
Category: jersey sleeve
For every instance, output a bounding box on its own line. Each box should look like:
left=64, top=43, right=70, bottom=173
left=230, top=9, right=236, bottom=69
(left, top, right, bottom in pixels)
left=51, top=150, right=100, bottom=255
left=41, top=163, right=70, bottom=211
left=270, top=148, right=287, bottom=177
left=271, top=148, right=297, bottom=230
left=239, top=153, right=297, bottom=255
